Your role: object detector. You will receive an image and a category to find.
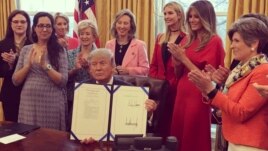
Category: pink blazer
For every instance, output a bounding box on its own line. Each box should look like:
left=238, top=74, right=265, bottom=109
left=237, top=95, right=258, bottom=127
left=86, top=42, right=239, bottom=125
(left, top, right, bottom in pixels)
left=105, top=38, right=149, bottom=76
left=212, top=64, right=268, bottom=150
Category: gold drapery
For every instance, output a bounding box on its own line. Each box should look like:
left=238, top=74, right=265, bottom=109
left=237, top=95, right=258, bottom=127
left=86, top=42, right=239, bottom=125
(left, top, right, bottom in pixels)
left=0, top=0, right=16, bottom=39
left=0, top=0, right=16, bottom=121
left=0, top=0, right=16, bottom=91
left=225, top=0, right=268, bottom=67
left=95, top=0, right=155, bottom=60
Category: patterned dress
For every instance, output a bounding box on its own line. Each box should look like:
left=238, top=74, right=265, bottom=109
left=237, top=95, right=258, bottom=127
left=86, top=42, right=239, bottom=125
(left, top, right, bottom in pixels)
left=14, top=44, right=68, bottom=131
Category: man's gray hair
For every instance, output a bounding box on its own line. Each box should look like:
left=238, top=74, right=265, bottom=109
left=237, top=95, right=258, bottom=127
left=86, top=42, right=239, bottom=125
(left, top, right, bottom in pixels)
left=88, top=48, right=116, bottom=67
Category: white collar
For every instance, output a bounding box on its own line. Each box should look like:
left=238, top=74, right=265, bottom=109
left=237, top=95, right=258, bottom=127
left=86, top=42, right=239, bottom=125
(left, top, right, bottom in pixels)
left=96, top=76, right=113, bottom=85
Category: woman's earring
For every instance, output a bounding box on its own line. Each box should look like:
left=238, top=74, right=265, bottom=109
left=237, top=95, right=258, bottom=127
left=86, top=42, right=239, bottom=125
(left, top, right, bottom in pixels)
left=251, top=47, right=255, bottom=51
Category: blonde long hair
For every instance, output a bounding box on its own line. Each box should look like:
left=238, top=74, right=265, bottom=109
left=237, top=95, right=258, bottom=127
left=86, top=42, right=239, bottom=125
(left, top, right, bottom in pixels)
left=160, top=1, right=186, bottom=44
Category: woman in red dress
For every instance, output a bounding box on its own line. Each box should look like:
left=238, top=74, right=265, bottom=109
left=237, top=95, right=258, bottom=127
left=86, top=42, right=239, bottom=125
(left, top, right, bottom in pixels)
left=167, top=1, right=225, bottom=151
left=149, top=1, right=186, bottom=138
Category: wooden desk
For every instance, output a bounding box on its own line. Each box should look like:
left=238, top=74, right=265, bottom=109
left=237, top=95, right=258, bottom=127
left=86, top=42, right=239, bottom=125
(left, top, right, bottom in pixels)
left=0, top=128, right=112, bottom=151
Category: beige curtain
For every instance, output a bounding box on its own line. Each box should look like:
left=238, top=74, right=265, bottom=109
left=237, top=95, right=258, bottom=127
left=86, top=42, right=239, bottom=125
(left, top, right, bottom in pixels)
left=0, top=0, right=16, bottom=121
left=95, top=0, right=155, bottom=61
left=0, top=0, right=16, bottom=39
left=225, top=0, right=268, bottom=67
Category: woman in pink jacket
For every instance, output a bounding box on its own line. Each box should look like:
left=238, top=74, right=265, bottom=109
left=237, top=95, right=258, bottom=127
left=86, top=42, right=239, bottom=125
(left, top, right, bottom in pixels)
left=105, top=9, right=149, bottom=76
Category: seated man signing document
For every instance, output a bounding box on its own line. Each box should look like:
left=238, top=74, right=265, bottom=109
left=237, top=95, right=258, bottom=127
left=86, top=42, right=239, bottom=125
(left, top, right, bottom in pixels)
left=80, top=48, right=157, bottom=144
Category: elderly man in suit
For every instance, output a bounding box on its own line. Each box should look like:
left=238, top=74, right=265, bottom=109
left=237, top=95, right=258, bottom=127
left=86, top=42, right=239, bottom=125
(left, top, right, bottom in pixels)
left=86, top=48, right=130, bottom=85
left=80, top=48, right=157, bottom=144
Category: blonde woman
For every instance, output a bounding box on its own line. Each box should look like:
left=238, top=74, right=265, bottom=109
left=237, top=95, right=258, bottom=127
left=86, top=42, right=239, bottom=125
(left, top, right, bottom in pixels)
left=54, top=12, right=79, bottom=50
left=66, top=20, right=98, bottom=130
left=149, top=1, right=186, bottom=138
left=168, top=1, right=225, bottom=151
left=105, top=9, right=149, bottom=76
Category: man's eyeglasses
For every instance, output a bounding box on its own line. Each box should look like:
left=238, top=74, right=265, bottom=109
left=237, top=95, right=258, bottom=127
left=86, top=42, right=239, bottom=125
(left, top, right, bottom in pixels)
left=36, top=24, right=52, bottom=29
left=12, top=20, right=27, bottom=24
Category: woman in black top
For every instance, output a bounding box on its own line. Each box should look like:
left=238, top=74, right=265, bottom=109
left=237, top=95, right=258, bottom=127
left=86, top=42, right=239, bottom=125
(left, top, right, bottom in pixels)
left=0, top=10, right=32, bottom=122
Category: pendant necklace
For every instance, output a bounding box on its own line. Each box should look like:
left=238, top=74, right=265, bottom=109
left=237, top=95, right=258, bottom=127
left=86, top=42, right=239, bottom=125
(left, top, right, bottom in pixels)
left=119, top=45, right=123, bottom=53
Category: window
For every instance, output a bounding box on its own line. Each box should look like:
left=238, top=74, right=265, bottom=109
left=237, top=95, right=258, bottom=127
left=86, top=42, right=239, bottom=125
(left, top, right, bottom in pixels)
left=17, top=0, right=75, bottom=37
left=155, top=0, right=229, bottom=45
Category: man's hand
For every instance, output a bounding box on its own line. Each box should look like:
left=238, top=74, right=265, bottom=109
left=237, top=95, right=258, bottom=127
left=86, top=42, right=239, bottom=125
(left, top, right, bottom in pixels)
left=145, top=99, right=157, bottom=112
left=80, top=137, right=96, bottom=144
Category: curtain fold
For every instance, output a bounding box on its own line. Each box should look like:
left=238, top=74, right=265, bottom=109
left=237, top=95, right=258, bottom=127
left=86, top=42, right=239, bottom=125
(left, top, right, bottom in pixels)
left=0, top=0, right=16, bottom=121
left=0, top=0, right=16, bottom=39
left=225, top=0, right=268, bottom=67
left=0, top=0, right=16, bottom=94
left=95, top=0, right=155, bottom=61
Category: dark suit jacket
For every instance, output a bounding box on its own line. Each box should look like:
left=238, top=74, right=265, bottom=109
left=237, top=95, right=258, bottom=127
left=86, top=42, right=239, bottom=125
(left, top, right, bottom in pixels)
left=0, top=37, right=32, bottom=121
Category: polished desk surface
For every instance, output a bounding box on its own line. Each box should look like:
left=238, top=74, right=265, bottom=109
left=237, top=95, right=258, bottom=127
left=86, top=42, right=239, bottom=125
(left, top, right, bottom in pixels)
left=0, top=128, right=112, bottom=151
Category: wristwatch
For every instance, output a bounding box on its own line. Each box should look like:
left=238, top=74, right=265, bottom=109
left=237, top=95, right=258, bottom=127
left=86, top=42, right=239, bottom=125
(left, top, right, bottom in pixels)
left=207, top=88, right=218, bottom=100
left=44, top=64, right=52, bottom=72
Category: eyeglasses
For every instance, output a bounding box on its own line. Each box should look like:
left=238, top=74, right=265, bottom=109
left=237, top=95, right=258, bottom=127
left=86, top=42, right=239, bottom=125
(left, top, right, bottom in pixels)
left=36, top=24, right=52, bottom=29
left=12, top=20, right=27, bottom=24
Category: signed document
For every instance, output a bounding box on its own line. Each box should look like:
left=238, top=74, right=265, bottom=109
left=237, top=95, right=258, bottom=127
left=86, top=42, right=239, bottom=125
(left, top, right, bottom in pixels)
left=111, top=85, right=148, bottom=137
left=71, top=83, right=111, bottom=140
left=71, top=83, right=149, bottom=141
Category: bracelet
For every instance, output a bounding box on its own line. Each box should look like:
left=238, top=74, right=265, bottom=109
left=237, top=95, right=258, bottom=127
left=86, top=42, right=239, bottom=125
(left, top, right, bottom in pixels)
left=207, top=88, right=218, bottom=100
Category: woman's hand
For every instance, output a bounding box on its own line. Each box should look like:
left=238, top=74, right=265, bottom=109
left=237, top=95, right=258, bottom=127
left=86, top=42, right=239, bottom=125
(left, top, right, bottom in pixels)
left=1, top=49, right=16, bottom=69
left=80, top=58, right=89, bottom=69
left=188, top=70, right=214, bottom=94
left=115, top=66, right=129, bottom=75
left=26, top=47, right=35, bottom=68
left=58, top=38, right=68, bottom=49
left=205, top=65, right=229, bottom=85
left=145, top=99, right=157, bottom=112
left=39, top=48, right=48, bottom=68
left=167, top=43, right=186, bottom=61
left=253, top=81, right=268, bottom=99
left=76, top=53, right=89, bottom=69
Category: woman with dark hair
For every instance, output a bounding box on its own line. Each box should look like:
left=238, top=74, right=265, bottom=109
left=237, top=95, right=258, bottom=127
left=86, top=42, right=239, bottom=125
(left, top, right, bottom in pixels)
left=167, top=1, right=225, bottom=151
left=0, top=10, right=32, bottom=122
left=189, top=17, right=268, bottom=151
left=105, top=9, right=149, bottom=76
left=12, top=12, right=68, bottom=130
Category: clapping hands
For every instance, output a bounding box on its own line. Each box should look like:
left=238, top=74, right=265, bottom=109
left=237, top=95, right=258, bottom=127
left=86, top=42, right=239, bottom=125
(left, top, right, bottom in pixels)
left=28, top=46, right=48, bottom=69
left=205, top=64, right=229, bottom=85
left=75, top=53, right=89, bottom=70
left=167, top=43, right=186, bottom=61
left=188, top=69, right=214, bottom=94
left=1, top=49, right=17, bottom=69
